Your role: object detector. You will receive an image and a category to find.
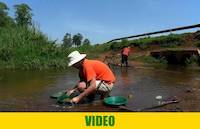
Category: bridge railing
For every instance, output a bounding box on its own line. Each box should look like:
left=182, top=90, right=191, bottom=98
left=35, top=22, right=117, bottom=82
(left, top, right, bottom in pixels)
left=107, top=24, right=200, bottom=43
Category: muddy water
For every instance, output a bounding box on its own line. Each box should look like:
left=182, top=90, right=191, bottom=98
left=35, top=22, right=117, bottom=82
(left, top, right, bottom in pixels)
left=0, top=66, right=200, bottom=111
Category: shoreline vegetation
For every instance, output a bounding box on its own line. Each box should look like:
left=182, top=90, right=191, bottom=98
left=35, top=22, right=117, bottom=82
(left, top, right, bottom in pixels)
left=1, top=2, right=200, bottom=70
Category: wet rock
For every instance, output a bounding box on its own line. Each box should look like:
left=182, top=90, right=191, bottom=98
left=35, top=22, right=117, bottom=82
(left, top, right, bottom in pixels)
left=186, top=88, right=198, bottom=93
left=194, top=77, right=200, bottom=81
left=192, top=88, right=197, bottom=91
left=185, top=89, right=192, bottom=93
left=171, top=96, right=179, bottom=101
left=155, top=95, right=163, bottom=105
left=155, top=95, right=163, bottom=100
left=52, top=104, right=60, bottom=108
left=128, top=94, right=133, bottom=99
left=174, top=107, right=183, bottom=112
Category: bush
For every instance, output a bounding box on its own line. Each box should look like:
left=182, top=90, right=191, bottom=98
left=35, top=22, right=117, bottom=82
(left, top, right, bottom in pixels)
left=139, top=44, right=149, bottom=50
left=194, top=31, right=200, bottom=40
left=109, top=34, right=183, bottom=51
left=131, top=55, right=168, bottom=64
left=0, top=47, right=13, bottom=61
left=185, top=54, right=199, bottom=66
left=0, top=25, right=68, bottom=70
left=195, top=40, right=200, bottom=47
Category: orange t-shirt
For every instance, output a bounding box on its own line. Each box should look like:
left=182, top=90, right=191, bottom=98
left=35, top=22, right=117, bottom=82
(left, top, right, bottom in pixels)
left=79, top=59, right=116, bottom=84
left=122, top=47, right=130, bottom=56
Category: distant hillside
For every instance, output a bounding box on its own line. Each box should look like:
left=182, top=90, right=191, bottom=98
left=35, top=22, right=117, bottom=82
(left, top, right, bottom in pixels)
left=108, top=31, right=200, bottom=51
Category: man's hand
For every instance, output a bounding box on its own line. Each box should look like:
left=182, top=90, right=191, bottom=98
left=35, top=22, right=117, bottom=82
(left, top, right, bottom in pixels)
left=76, top=78, right=96, bottom=102
left=71, top=96, right=80, bottom=103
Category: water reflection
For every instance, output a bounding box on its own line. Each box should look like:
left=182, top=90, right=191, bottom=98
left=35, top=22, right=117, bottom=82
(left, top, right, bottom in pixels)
left=0, top=67, right=200, bottom=111
left=120, top=68, right=131, bottom=85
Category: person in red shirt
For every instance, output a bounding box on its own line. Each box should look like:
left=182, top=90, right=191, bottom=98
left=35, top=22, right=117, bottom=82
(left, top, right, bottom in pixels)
left=121, top=46, right=130, bottom=67
left=67, top=51, right=116, bottom=103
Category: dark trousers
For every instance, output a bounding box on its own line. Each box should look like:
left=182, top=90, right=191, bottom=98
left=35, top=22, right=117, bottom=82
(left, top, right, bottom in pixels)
left=121, top=54, right=128, bottom=66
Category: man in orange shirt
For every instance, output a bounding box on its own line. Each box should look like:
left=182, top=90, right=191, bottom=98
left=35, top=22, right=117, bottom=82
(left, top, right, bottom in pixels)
left=67, top=51, right=116, bottom=103
left=121, top=46, right=130, bottom=67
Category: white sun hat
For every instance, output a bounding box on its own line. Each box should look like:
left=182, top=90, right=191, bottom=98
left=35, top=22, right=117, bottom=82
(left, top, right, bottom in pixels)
left=68, top=51, right=86, bottom=66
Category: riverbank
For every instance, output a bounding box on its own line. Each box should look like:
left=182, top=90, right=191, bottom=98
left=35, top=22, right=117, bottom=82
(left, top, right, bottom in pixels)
left=1, top=23, right=200, bottom=70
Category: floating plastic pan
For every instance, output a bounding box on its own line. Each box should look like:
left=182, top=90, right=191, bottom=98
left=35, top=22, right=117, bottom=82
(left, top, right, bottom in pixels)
left=57, top=94, right=71, bottom=104
left=50, top=90, right=66, bottom=99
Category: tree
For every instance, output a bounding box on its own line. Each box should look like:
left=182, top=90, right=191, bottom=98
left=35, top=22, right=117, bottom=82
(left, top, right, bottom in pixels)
left=14, top=3, right=33, bottom=27
left=0, top=2, right=14, bottom=27
left=72, top=33, right=83, bottom=46
left=0, top=2, right=8, bottom=15
left=62, top=33, right=72, bottom=47
left=83, top=38, right=90, bottom=45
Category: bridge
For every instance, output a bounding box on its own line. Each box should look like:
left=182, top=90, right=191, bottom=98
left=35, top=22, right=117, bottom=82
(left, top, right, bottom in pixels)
left=107, top=23, right=200, bottom=43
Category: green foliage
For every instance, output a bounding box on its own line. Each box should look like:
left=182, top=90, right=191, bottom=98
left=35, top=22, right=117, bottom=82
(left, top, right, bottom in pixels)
left=72, top=33, right=83, bottom=46
left=0, top=2, right=15, bottom=27
left=0, top=1, right=9, bottom=22
left=109, top=39, right=130, bottom=50
left=131, top=55, right=168, bottom=64
left=110, top=42, right=124, bottom=50
left=0, top=2, right=9, bottom=19
left=66, top=42, right=111, bottom=59
left=138, top=43, right=150, bottom=50
left=62, top=33, right=72, bottom=48
left=185, top=55, right=199, bottom=66
left=0, top=2, right=8, bottom=10
left=0, top=3, right=71, bottom=70
left=109, top=34, right=183, bottom=51
left=194, top=31, right=200, bottom=40
left=0, top=25, right=68, bottom=70
left=0, top=47, right=13, bottom=62
left=83, top=38, right=90, bottom=45
left=131, top=34, right=182, bottom=48
left=14, top=3, right=32, bottom=27
left=0, top=3, right=97, bottom=70
left=195, top=40, right=200, bottom=47
left=121, top=39, right=129, bottom=46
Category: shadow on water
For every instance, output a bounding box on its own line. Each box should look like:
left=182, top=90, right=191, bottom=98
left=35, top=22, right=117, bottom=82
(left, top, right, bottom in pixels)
left=0, top=65, right=200, bottom=111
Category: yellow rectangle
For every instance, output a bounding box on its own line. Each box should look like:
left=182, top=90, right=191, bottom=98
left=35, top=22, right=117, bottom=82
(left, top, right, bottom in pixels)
left=0, top=113, right=200, bottom=129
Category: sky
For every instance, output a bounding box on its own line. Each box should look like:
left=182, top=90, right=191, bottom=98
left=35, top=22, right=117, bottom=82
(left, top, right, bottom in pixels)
left=4, top=0, right=200, bottom=44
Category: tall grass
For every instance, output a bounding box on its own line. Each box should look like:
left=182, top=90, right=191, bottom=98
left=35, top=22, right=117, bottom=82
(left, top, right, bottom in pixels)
left=109, top=34, right=184, bottom=50
left=0, top=24, right=112, bottom=70
left=130, top=55, right=168, bottom=65
left=69, top=43, right=111, bottom=59
left=0, top=24, right=198, bottom=70
left=0, top=26, right=69, bottom=70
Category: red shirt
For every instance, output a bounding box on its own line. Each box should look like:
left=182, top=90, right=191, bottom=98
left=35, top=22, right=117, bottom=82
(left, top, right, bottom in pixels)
left=122, top=47, right=130, bottom=56
left=79, top=59, right=116, bottom=84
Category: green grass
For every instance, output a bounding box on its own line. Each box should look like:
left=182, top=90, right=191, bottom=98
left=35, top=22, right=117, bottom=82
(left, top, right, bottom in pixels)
left=109, top=33, right=184, bottom=50
left=130, top=55, right=168, bottom=65
left=0, top=26, right=69, bottom=70
left=185, top=54, right=200, bottom=66
left=72, top=43, right=111, bottom=59
left=0, top=24, right=112, bottom=70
